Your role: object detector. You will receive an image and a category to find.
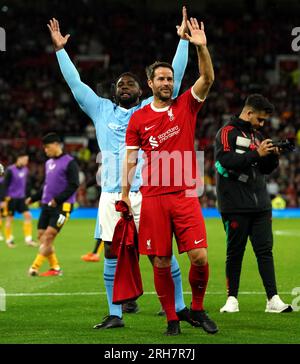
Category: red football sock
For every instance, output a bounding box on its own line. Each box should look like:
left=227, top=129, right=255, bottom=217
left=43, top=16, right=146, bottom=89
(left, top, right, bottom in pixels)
left=153, top=265, right=178, bottom=321
left=189, top=263, right=209, bottom=311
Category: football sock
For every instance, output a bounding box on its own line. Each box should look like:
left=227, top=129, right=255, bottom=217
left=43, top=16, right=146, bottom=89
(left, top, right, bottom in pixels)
left=93, top=239, right=102, bottom=254
left=189, top=263, right=209, bottom=311
left=171, top=255, right=185, bottom=312
left=48, top=253, right=60, bottom=270
left=5, top=225, right=13, bottom=243
left=23, top=221, right=32, bottom=242
left=103, top=258, right=122, bottom=318
left=153, top=265, right=178, bottom=321
left=31, top=254, right=47, bottom=271
left=0, top=219, right=3, bottom=238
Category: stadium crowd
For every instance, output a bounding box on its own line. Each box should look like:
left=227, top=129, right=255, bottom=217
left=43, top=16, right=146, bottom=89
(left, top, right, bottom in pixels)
left=1, top=0, right=300, bottom=207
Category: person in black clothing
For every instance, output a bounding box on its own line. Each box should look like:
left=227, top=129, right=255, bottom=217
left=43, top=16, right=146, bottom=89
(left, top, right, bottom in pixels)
left=214, top=94, right=293, bottom=313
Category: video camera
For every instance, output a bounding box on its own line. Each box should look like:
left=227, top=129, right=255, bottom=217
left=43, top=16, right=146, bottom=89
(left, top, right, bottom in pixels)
left=271, top=139, right=295, bottom=152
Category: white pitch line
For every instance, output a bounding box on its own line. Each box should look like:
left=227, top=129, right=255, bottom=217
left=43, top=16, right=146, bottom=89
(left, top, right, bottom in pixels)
left=1, top=291, right=293, bottom=297
left=274, top=230, right=300, bottom=237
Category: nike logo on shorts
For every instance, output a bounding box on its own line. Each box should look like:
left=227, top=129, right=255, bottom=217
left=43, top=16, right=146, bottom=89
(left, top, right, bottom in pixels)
left=194, top=239, right=204, bottom=245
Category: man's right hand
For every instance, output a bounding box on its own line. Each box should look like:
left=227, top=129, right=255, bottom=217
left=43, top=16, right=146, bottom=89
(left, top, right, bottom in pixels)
left=47, top=18, right=70, bottom=52
left=121, top=195, right=133, bottom=218
left=121, top=195, right=132, bottom=209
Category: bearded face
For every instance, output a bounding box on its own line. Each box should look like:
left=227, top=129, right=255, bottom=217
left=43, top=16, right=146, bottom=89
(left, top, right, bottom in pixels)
left=148, top=67, right=174, bottom=102
left=115, top=75, right=142, bottom=108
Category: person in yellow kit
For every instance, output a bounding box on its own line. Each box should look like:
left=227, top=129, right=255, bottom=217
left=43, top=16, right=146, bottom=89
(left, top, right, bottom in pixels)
left=0, top=163, right=5, bottom=241
left=271, top=194, right=286, bottom=209
left=1, top=153, right=37, bottom=248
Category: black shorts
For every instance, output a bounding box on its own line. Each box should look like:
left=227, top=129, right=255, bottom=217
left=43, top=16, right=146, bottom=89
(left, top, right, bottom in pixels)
left=38, top=202, right=73, bottom=231
left=7, top=198, right=29, bottom=216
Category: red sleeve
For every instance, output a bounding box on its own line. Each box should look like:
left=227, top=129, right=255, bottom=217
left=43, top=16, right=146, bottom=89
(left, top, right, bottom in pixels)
left=126, top=113, right=141, bottom=149
left=178, top=87, right=204, bottom=115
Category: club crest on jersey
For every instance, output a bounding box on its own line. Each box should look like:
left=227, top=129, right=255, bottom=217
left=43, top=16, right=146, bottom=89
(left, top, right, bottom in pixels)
left=146, top=239, right=152, bottom=250
left=149, top=136, right=159, bottom=149
left=167, top=108, right=174, bottom=121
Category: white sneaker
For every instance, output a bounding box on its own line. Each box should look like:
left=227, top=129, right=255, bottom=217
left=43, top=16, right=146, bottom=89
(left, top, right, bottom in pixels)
left=6, top=235, right=14, bottom=244
left=265, top=295, right=293, bottom=313
left=25, top=240, right=38, bottom=247
left=220, top=296, right=239, bottom=313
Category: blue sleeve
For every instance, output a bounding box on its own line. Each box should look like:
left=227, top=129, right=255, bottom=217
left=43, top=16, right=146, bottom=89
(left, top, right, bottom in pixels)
left=171, top=39, right=189, bottom=98
left=56, top=49, right=100, bottom=121
left=140, top=95, right=154, bottom=108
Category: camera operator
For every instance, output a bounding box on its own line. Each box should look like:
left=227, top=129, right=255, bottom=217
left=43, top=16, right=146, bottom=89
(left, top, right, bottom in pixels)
left=214, top=94, right=293, bottom=313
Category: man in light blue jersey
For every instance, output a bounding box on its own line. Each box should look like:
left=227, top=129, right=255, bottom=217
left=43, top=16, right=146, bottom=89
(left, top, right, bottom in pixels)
left=47, top=8, right=196, bottom=329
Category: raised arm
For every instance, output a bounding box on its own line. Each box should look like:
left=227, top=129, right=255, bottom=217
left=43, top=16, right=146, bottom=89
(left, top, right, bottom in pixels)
left=172, top=6, right=189, bottom=98
left=47, top=18, right=99, bottom=120
left=185, top=18, right=214, bottom=101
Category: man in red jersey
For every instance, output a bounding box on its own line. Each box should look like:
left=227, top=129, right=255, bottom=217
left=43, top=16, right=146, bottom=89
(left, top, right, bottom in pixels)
left=122, top=17, right=218, bottom=336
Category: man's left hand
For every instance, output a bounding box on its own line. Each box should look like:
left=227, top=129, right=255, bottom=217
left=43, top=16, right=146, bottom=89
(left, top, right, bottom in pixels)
left=185, top=18, right=207, bottom=47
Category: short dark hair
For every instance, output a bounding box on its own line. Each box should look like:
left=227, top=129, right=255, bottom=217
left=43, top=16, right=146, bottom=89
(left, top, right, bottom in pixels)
left=115, top=72, right=142, bottom=88
left=42, top=133, right=62, bottom=145
left=17, top=150, right=28, bottom=157
left=245, top=94, right=274, bottom=114
left=146, top=61, right=174, bottom=80
left=15, top=150, right=28, bottom=161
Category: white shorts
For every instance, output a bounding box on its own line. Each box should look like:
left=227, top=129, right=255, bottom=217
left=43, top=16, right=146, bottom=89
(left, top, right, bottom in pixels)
left=98, top=191, right=142, bottom=242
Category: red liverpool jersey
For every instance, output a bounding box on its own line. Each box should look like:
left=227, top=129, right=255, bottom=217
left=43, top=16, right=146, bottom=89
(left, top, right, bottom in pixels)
left=126, top=87, right=204, bottom=196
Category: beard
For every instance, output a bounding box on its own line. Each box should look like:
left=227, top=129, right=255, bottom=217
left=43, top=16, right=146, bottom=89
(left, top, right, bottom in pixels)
left=116, top=92, right=139, bottom=107
left=155, top=88, right=173, bottom=102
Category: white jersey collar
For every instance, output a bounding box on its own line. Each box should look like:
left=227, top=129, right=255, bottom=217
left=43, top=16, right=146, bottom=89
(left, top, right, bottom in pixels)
left=150, top=102, right=170, bottom=112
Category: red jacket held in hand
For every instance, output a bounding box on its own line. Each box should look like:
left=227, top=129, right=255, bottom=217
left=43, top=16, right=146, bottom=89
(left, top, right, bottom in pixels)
left=112, top=200, right=143, bottom=304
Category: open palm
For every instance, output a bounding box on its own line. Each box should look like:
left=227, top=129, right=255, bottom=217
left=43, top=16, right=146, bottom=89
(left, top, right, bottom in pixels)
left=185, top=18, right=207, bottom=47
left=47, top=18, right=70, bottom=51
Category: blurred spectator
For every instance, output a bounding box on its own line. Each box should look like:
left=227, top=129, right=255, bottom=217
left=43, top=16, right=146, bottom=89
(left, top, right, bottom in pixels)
left=271, top=194, right=286, bottom=209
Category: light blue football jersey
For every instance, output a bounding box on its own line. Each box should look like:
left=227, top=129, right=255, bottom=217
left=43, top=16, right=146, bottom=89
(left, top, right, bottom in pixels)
left=56, top=40, right=188, bottom=193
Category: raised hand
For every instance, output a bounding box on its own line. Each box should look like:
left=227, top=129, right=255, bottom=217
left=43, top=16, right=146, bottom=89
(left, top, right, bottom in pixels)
left=185, top=18, right=207, bottom=47
left=47, top=18, right=70, bottom=52
left=176, top=6, right=189, bottom=40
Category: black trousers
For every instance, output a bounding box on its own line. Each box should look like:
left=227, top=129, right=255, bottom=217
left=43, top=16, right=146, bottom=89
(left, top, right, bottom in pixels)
left=221, top=210, right=277, bottom=299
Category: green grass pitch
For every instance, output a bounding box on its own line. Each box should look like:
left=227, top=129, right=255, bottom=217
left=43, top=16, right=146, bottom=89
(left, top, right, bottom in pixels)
left=0, top=217, right=299, bottom=344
